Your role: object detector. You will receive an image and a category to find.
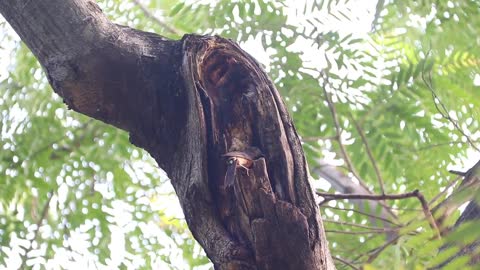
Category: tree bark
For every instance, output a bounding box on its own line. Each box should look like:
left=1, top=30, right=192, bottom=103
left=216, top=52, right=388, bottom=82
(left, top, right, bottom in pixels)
left=0, top=0, right=335, bottom=269
left=432, top=160, right=480, bottom=269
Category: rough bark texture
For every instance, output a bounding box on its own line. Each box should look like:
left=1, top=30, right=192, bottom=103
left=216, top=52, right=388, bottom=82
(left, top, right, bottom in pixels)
left=433, top=160, right=480, bottom=233
left=0, top=0, right=335, bottom=269
left=432, top=160, right=480, bottom=269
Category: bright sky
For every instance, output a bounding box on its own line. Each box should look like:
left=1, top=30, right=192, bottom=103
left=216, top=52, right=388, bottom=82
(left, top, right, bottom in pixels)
left=0, top=22, right=18, bottom=81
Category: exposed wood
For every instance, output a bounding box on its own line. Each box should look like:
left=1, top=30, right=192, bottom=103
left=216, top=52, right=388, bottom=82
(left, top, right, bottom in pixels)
left=179, top=35, right=335, bottom=269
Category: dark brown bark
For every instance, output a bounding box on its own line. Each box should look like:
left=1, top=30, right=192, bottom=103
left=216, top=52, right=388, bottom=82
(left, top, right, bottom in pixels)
left=178, top=36, right=334, bottom=269
left=0, top=0, right=335, bottom=269
left=431, top=160, right=480, bottom=269
left=433, top=160, right=480, bottom=233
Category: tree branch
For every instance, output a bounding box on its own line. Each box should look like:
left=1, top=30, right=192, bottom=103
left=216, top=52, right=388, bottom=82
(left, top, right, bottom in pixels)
left=311, top=159, right=398, bottom=238
left=317, top=190, right=441, bottom=239
left=333, top=256, right=360, bottom=270
left=320, top=75, right=367, bottom=190
left=20, top=190, right=53, bottom=269
left=421, top=53, right=479, bottom=152
left=322, top=205, right=400, bottom=226
left=413, top=140, right=479, bottom=152
left=1, top=1, right=336, bottom=268
left=432, top=159, right=480, bottom=232
left=325, top=229, right=390, bottom=235
left=365, top=235, right=401, bottom=264
left=301, top=135, right=339, bottom=142
left=0, top=0, right=184, bottom=169
left=323, top=219, right=400, bottom=232
left=350, top=115, right=386, bottom=194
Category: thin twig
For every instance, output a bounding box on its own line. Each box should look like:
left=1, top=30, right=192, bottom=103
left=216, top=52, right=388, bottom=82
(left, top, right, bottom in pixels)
left=20, top=191, right=53, bottom=269
left=351, top=114, right=386, bottom=194
left=320, top=74, right=369, bottom=191
left=415, top=192, right=441, bottom=239
left=414, top=140, right=477, bottom=152
left=301, top=135, right=339, bottom=142
left=343, top=234, right=378, bottom=255
left=131, top=0, right=179, bottom=35
left=333, top=256, right=360, bottom=270
left=317, top=190, right=441, bottom=239
left=316, top=190, right=417, bottom=203
left=421, top=52, right=479, bottom=152
left=27, top=121, right=91, bottom=160
left=325, top=229, right=388, bottom=235
left=366, top=235, right=401, bottom=263
left=323, top=219, right=400, bottom=232
left=28, top=135, right=68, bottom=160
left=448, top=170, right=466, bottom=176
left=318, top=190, right=416, bottom=202
left=428, top=175, right=462, bottom=206
left=322, top=205, right=400, bottom=226
left=371, top=0, right=385, bottom=31
left=386, top=206, right=423, bottom=211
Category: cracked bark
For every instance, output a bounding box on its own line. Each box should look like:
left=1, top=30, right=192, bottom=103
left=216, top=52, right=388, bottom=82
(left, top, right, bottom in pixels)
left=0, top=0, right=335, bottom=269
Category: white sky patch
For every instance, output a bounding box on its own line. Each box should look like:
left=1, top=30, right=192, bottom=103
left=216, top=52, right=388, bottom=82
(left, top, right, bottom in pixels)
left=283, top=0, right=377, bottom=71
left=0, top=17, right=19, bottom=80
left=239, top=33, right=271, bottom=70
left=474, top=73, right=480, bottom=86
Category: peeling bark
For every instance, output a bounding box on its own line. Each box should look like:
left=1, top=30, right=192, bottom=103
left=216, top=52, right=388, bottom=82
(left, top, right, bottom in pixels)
left=0, top=0, right=335, bottom=269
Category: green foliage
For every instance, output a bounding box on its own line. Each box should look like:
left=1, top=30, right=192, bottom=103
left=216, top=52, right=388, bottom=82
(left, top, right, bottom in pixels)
left=0, top=41, right=204, bottom=268
left=1, top=0, right=479, bottom=269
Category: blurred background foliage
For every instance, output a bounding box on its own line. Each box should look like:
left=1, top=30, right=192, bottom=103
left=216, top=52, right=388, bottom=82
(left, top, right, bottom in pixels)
left=0, top=0, right=479, bottom=269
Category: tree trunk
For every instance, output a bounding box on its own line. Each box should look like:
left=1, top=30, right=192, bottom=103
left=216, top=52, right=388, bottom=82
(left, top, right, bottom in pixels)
left=0, top=0, right=335, bottom=269
left=432, top=160, right=480, bottom=268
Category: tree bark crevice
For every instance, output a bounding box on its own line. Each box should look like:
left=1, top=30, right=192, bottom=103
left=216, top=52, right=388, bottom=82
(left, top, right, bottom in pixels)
left=177, top=35, right=334, bottom=269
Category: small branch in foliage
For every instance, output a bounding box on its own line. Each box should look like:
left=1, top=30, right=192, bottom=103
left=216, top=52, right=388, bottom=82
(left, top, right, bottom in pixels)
left=365, top=234, right=401, bottom=264
left=20, top=190, right=53, bottom=269
left=325, top=229, right=391, bottom=235
left=428, top=175, right=462, bottom=206
left=322, top=205, right=400, bottom=226
left=448, top=170, right=467, bottom=176
left=413, top=140, right=478, bottom=152
left=320, top=73, right=369, bottom=191
left=131, top=0, right=179, bottom=35
left=333, top=256, right=360, bottom=270
left=323, top=219, right=400, bottom=232
left=421, top=57, right=479, bottom=152
left=351, top=114, right=386, bottom=194
left=317, top=190, right=441, bottom=239
left=301, top=135, right=339, bottom=142
left=387, top=206, right=422, bottom=212
left=27, top=121, right=91, bottom=161
left=318, top=73, right=400, bottom=225
left=371, top=0, right=385, bottom=31
left=414, top=191, right=441, bottom=239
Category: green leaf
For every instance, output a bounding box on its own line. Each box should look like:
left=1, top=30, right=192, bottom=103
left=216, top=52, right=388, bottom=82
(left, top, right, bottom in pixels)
left=169, top=2, right=184, bottom=16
